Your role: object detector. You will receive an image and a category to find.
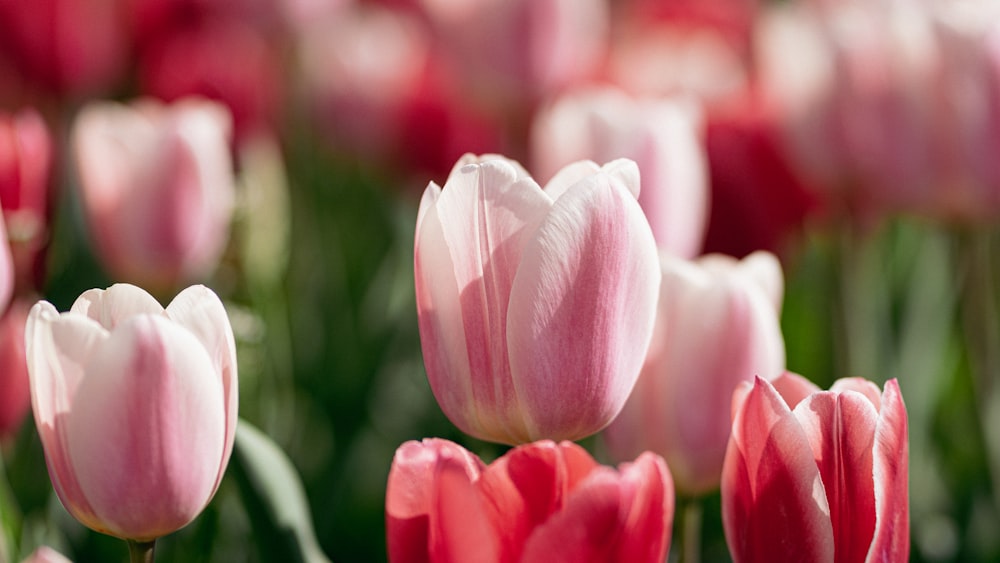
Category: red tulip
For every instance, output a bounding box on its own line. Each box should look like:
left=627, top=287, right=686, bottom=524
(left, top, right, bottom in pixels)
left=0, top=301, right=31, bottom=442
left=386, top=438, right=674, bottom=563
left=414, top=154, right=660, bottom=444
left=722, top=372, right=909, bottom=562
left=0, top=108, right=54, bottom=292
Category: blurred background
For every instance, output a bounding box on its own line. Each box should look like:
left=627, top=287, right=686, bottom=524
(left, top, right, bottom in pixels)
left=0, top=0, right=999, bottom=561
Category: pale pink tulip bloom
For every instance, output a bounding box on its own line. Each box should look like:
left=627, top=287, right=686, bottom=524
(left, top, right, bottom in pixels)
left=386, top=438, right=674, bottom=563
left=722, top=372, right=909, bottom=562
left=418, top=0, right=608, bottom=108
left=532, top=87, right=709, bottom=258
left=415, top=154, right=660, bottom=444
left=26, top=284, right=238, bottom=541
left=72, top=98, right=235, bottom=291
left=21, top=546, right=72, bottom=563
left=603, top=251, right=786, bottom=494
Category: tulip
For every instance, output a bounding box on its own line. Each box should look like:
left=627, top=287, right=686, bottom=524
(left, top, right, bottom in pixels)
left=0, top=301, right=32, bottom=442
left=26, top=283, right=238, bottom=542
left=414, top=154, right=660, bottom=444
left=722, top=372, right=909, bottom=562
left=385, top=438, right=674, bottom=563
left=602, top=251, right=786, bottom=494
left=0, top=108, right=53, bottom=292
left=418, top=0, right=609, bottom=110
left=531, top=87, right=709, bottom=258
left=0, top=0, right=128, bottom=97
left=21, top=546, right=72, bottom=563
left=72, top=98, right=236, bottom=292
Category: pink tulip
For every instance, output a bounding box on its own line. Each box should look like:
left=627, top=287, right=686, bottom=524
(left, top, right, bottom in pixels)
left=385, top=438, right=674, bottom=563
left=602, top=251, right=786, bottom=494
left=72, top=98, right=236, bottom=292
left=531, top=87, right=709, bottom=258
left=21, top=546, right=72, bottom=563
left=722, top=372, right=909, bottom=562
left=414, top=154, right=660, bottom=444
left=0, top=301, right=32, bottom=442
left=417, top=0, right=609, bottom=109
left=0, top=108, right=53, bottom=292
left=26, top=284, right=238, bottom=541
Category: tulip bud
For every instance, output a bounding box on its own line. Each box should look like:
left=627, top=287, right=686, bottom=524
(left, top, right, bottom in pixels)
left=722, top=372, right=909, bottom=562
left=531, top=87, right=709, bottom=258
left=72, top=98, right=236, bottom=292
left=386, top=438, right=674, bottom=563
left=21, top=546, right=72, bottom=563
left=414, top=154, right=660, bottom=444
left=603, top=251, right=786, bottom=494
left=26, top=284, right=238, bottom=541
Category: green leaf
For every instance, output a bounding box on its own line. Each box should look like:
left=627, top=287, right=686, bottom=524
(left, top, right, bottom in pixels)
left=230, top=419, right=331, bottom=563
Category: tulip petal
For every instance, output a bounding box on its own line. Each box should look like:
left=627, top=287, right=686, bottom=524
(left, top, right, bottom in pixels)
left=866, top=379, right=909, bottom=562
left=70, top=283, right=165, bottom=328
left=66, top=315, right=225, bottom=540
left=26, top=301, right=108, bottom=531
left=542, top=160, right=600, bottom=201
left=386, top=439, right=483, bottom=563
left=722, top=377, right=834, bottom=563
left=519, top=452, right=672, bottom=563
left=612, top=452, right=674, bottom=562
left=830, top=377, right=883, bottom=411
left=793, top=391, right=878, bottom=563
left=166, top=285, right=240, bottom=492
left=417, top=160, right=551, bottom=442
left=507, top=171, right=659, bottom=441
left=476, top=441, right=598, bottom=559
left=772, top=371, right=822, bottom=410
left=431, top=448, right=500, bottom=563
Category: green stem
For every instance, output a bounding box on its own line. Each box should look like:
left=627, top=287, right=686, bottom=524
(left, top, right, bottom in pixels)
left=677, top=497, right=702, bottom=563
left=127, top=539, right=156, bottom=563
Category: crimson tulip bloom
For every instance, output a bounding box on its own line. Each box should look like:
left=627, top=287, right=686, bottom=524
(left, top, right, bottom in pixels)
left=26, top=284, right=238, bottom=541
left=414, top=154, right=660, bottom=444
left=0, top=302, right=32, bottom=442
left=722, top=372, right=909, bottom=562
left=386, top=438, right=674, bottom=563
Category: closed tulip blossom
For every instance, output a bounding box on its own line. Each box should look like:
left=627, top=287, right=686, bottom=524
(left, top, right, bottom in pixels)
left=722, top=372, right=909, bottom=562
left=26, top=284, right=238, bottom=548
left=602, top=251, right=786, bottom=494
left=72, top=98, right=236, bottom=292
left=414, top=154, right=660, bottom=444
left=385, top=438, right=674, bottom=563
left=0, top=301, right=32, bottom=442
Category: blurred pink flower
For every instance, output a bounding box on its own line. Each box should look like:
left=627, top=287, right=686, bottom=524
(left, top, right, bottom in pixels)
left=0, top=109, right=54, bottom=292
left=0, top=0, right=128, bottom=97
left=21, top=546, right=72, bottom=563
left=532, top=87, right=709, bottom=258
left=0, top=301, right=31, bottom=442
left=722, top=372, right=909, bottom=562
left=418, top=0, right=609, bottom=111
left=386, top=438, right=674, bottom=563
left=414, top=154, right=660, bottom=444
left=26, top=284, right=238, bottom=541
left=72, top=97, right=236, bottom=291
left=603, top=251, right=786, bottom=494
